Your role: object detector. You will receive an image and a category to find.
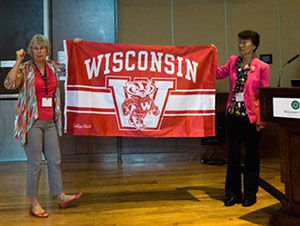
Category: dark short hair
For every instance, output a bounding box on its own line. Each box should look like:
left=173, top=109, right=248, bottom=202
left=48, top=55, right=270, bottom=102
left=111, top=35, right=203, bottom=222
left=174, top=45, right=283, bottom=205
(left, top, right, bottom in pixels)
left=238, top=30, right=260, bottom=52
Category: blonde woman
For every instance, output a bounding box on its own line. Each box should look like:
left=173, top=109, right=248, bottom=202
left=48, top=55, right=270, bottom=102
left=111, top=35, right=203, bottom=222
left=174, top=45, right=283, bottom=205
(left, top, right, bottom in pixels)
left=4, top=34, right=82, bottom=218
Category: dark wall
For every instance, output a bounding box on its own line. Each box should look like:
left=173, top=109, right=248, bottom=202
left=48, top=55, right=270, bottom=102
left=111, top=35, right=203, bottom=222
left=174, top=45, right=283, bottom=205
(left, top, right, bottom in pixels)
left=0, top=0, right=43, bottom=94
left=0, top=0, right=43, bottom=162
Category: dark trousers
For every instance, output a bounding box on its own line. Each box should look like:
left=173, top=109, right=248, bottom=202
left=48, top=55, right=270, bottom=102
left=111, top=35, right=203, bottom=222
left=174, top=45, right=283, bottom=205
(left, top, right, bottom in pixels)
left=225, top=114, right=262, bottom=199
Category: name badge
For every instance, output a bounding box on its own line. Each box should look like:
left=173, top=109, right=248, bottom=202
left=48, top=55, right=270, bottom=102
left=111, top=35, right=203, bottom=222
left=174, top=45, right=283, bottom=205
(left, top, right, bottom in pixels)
left=235, top=93, right=244, bottom=102
left=42, top=97, right=52, bottom=107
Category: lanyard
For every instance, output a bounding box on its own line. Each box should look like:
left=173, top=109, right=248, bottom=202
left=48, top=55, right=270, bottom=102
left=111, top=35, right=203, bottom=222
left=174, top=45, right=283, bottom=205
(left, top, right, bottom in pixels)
left=33, top=62, right=48, bottom=98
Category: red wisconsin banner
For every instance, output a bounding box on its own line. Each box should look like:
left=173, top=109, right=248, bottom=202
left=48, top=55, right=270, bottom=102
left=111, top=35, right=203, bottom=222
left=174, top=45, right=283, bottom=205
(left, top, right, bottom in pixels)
left=64, top=40, right=217, bottom=137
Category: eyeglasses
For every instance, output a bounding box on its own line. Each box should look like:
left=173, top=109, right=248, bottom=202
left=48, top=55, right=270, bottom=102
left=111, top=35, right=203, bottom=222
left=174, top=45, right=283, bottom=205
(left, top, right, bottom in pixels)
left=32, top=46, right=46, bottom=52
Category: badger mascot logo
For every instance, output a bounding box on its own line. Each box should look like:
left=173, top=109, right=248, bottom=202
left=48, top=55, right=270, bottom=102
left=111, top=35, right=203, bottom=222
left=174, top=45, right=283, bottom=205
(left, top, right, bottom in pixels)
left=122, top=80, right=160, bottom=129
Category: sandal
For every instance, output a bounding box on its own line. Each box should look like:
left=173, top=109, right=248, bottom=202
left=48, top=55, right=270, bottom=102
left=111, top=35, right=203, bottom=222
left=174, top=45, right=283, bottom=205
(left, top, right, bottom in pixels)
left=58, top=193, right=82, bottom=209
left=29, top=205, right=49, bottom=218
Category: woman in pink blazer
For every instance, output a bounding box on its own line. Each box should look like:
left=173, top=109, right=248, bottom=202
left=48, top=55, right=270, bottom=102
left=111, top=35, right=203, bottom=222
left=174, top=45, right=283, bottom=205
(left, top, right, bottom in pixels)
left=217, top=30, right=270, bottom=207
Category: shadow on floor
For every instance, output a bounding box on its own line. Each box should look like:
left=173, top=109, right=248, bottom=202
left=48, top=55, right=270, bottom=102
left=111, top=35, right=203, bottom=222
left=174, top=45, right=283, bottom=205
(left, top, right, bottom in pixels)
left=239, top=203, right=281, bottom=226
left=76, top=189, right=200, bottom=207
left=178, top=186, right=225, bottom=201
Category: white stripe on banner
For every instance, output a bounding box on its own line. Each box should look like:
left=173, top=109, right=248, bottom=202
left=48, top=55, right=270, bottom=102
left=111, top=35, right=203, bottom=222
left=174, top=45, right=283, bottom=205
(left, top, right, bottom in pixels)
left=67, top=110, right=116, bottom=115
left=67, top=85, right=108, bottom=90
left=66, top=90, right=215, bottom=113
left=67, top=90, right=115, bottom=109
left=166, top=94, right=215, bottom=111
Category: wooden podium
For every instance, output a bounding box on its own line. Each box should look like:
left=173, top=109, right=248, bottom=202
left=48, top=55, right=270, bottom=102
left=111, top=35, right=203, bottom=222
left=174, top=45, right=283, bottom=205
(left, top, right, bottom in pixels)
left=259, top=87, right=300, bottom=226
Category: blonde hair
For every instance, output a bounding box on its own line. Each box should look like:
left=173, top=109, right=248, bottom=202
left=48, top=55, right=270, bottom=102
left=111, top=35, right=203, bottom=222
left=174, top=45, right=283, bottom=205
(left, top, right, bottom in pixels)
left=27, top=34, right=51, bottom=57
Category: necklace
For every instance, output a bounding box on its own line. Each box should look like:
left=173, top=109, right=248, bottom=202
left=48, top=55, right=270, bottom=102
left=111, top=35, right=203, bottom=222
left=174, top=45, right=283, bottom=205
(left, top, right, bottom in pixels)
left=33, top=62, right=48, bottom=97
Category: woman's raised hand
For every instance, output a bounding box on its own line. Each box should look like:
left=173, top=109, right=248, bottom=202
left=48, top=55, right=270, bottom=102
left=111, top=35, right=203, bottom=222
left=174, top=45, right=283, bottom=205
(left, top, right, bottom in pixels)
left=74, top=38, right=83, bottom=44
left=16, top=49, right=26, bottom=62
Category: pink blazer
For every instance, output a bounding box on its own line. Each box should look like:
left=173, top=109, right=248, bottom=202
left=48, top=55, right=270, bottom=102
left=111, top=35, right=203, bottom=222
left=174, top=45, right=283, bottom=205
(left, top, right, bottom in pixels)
left=217, top=55, right=270, bottom=125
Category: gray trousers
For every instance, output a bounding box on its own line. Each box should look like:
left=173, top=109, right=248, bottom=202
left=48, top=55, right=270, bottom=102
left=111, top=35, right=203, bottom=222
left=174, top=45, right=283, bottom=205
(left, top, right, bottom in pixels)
left=24, top=120, right=63, bottom=197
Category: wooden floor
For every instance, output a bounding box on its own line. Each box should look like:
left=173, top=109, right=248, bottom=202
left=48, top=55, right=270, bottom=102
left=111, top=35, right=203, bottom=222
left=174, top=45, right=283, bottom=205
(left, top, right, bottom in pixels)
left=0, top=159, right=284, bottom=226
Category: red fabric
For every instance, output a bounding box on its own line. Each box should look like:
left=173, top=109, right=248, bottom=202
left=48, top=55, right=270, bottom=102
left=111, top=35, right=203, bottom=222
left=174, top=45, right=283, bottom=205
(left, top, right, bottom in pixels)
left=64, top=40, right=217, bottom=137
left=35, top=65, right=56, bottom=120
